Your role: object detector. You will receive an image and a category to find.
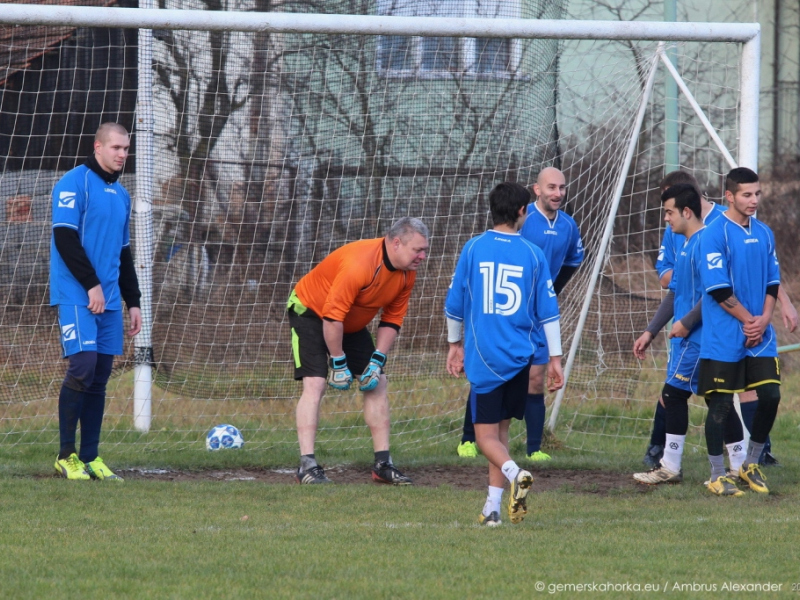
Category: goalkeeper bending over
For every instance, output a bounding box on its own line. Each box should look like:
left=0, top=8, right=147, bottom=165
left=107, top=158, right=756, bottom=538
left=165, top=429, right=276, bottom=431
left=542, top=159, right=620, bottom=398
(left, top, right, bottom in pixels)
left=287, top=217, right=429, bottom=485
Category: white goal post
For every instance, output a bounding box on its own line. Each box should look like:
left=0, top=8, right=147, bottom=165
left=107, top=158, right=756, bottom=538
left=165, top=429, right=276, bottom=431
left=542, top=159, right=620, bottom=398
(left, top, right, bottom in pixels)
left=0, top=4, right=759, bottom=453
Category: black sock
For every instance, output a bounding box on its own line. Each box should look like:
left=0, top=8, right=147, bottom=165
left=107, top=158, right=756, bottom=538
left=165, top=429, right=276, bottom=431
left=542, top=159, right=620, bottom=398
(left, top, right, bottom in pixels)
left=375, top=450, right=391, bottom=464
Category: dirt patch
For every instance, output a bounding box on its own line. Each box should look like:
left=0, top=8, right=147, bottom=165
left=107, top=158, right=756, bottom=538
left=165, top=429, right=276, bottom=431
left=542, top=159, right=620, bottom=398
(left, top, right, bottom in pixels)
left=114, top=465, right=647, bottom=495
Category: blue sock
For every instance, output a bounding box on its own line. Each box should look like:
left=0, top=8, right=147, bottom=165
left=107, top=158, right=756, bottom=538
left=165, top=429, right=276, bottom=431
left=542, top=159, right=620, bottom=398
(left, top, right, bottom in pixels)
left=58, top=385, right=84, bottom=459
left=525, top=394, right=545, bottom=455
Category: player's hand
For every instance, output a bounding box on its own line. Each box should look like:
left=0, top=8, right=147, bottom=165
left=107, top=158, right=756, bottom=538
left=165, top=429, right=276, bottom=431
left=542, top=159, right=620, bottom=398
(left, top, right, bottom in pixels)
left=668, top=320, right=689, bottom=339
left=87, top=285, right=106, bottom=314
left=632, top=332, right=653, bottom=360
left=781, top=300, right=798, bottom=333
left=547, top=356, right=564, bottom=392
left=327, top=355, right=352, bottom=390
left=446, top=343, right=464, bottom=377
left=128, top=307, right=142, bottom=336
left=358, top=350, right=386, bottom=392
left=743, top=314, right=769, bottom=339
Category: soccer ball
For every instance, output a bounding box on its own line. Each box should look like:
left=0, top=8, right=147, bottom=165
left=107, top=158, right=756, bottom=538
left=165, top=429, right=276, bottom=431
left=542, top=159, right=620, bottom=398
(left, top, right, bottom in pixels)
left=206, top=424, right=244, bottom=451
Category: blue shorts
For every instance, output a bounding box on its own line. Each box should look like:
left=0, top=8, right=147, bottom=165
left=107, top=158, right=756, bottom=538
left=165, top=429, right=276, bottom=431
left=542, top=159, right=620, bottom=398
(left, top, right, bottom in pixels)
left=469, top=364, right=529, bottom=425
left=58, top=305, right=123, bottom=357
left=665, top=337, right=700, bottom=394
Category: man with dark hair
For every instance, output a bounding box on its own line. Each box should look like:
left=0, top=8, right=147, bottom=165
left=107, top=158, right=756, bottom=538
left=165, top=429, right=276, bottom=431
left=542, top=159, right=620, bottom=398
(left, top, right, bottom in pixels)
left=632, top=184, right=745, bottom=484
left=699, top=167, right=782, bottom=496
left=51, top=122, right=141, bottom=481
left=446, top=181, right=563, bottom=525
left=288, top=216, right=429, bottom=485
left=456, top=167, right=583, bottom=461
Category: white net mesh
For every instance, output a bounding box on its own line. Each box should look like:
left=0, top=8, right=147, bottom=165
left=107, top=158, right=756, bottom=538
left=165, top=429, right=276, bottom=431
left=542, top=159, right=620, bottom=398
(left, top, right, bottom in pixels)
left=0, top=4, right=744, bottom=455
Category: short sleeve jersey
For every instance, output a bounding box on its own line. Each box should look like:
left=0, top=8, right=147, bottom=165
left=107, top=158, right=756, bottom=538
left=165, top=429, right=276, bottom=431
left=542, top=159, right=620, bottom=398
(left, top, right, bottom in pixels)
left=520, top=203, right=584, bottom=276
left=656, top=202, right=725, bottom=279
left=671, top=228, right=705, bottom=344
left=700, top=214, right=781, bottom=361
left=294, top=237, right=416, bottom=333
left=444, top=230, right=560, bottom=393
left=50, top=164, right=131, bottom=309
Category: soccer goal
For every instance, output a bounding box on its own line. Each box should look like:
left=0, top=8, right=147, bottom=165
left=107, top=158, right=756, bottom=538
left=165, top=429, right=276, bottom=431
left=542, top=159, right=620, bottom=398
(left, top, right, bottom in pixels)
left=0, top=1, right=759, bottom=456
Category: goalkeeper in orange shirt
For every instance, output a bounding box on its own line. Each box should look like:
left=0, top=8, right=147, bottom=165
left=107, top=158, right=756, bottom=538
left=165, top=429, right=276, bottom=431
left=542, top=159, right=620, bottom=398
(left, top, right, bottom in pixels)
left=287, top=217, right=429, bottom=484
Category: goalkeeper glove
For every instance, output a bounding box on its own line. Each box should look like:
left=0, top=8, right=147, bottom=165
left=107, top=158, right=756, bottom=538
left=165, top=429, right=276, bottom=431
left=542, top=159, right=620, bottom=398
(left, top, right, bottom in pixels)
left=327, top=355, right=352, bottom=390
left=359, top=350, right=387, bottom=392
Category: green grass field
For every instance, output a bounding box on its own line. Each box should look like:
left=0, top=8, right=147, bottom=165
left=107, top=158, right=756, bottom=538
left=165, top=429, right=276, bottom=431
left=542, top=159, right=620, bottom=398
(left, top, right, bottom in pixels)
left=3, top=398, right=800, bottom=599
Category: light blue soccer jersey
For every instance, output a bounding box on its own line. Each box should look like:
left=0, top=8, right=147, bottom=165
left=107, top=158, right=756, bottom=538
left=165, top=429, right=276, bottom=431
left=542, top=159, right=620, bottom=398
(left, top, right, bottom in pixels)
left=671, top=228, right=705, bottom=345
left=445, top=230, right=560, bottom=393
left=656, top=202, right=725, bottom=279
left=700, top=215, right=780, bottom=361
left=520, top=203, right=584, bottom=276
left=50, top=165, right=131, bottom=310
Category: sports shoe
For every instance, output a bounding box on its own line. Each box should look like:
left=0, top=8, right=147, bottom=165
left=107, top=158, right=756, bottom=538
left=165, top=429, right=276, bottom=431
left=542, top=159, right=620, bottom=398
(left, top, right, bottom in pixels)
left=478, top=511, right=501, bottom=526
left=457, top=441, right=479, bottom=458
left=85, top=457, right=124, bottom=481
left=54, top=453, right=90, bottom=481
left=760, top=451, right=779, bottom=466
left=296, top=465, right=332, bottom=484
left=642, top=444, right=664, bottom=469
left=706, top=476, right=744, bottom=497
left=372, top=461, right=412, bottom=485
left=526, top=450, right=551, bottom=462
left=739, top=463, right=769, bottom=494
left=507, top=470, right=533, bottom=524
left=633, top=464, right=682, bottom=485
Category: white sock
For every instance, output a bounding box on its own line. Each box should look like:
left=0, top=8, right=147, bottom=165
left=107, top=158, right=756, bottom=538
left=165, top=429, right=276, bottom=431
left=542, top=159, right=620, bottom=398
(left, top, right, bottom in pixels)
left=482, top=486, right=504, bottom=516
left=661, top=434, right=685, bottom=473
left=501, top=460, right=520, bottom=484
left=727, top=440, right=747, bottom=473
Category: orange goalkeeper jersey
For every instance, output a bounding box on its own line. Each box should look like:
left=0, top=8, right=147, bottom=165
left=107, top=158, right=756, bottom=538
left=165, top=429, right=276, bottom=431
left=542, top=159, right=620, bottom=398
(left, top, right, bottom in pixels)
left=294, top=237, right=416, bottom=333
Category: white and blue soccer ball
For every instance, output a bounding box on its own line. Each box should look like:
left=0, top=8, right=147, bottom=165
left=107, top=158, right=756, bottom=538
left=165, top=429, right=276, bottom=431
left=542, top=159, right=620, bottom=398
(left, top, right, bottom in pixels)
left=206, top=424, right=244, bottom=451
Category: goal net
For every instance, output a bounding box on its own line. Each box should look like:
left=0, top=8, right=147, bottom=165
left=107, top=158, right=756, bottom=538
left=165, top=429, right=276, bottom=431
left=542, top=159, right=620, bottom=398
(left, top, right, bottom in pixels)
left=0, top=2, right=756, bottom=457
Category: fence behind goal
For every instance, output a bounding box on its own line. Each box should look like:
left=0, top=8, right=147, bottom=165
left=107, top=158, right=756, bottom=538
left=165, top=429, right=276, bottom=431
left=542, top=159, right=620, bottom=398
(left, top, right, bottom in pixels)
left=0, top=3, right=759, bottom=456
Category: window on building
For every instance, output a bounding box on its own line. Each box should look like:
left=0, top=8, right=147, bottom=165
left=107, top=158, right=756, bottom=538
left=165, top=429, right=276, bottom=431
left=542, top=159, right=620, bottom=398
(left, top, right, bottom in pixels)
left=376, top=0, right=520, bottom=77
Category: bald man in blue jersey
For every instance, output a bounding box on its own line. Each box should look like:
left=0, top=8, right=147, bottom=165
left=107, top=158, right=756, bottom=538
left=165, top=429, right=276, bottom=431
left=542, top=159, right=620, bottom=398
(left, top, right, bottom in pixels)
left=456, top=167, right=583, bottom=461
left=51, top=123, right=141, bottom=481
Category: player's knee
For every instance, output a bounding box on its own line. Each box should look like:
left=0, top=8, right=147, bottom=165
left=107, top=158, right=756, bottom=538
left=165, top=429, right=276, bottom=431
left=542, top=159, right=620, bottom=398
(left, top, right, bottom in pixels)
left=63, top=351, right=98, bottom=392
left=661, top=384, right=691, bottom=408
left=705, top=393, right=733, bottom=426
left=755, top=383, right=780, bottom=410
left=85, top=353, right=114, bottom=394
left=528, top=366, right=545, bottom=393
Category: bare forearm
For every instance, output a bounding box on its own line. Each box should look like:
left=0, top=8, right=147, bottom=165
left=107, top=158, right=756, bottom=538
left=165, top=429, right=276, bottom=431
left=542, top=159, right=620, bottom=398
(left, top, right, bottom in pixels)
left=375, top=326, right=398, bottom=355
left=322, top=320, right=345, bottom=356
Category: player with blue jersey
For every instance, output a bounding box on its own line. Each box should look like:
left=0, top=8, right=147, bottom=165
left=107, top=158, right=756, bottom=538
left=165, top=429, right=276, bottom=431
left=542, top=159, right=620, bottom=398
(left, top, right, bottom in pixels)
left=457, top=167, right=583, bottom=461
left=50, top=123, right=141, bottom=481
left=445, top=182, right=564, bottom=525
left=632, top=184, right=745, bottom=485
left=698, top=167, right=782, bottom=496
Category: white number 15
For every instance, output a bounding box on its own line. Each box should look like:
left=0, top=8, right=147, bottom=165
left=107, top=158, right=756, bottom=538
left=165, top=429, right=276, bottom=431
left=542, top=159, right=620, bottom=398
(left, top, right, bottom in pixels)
left=479, top=262, right=523, bottom=316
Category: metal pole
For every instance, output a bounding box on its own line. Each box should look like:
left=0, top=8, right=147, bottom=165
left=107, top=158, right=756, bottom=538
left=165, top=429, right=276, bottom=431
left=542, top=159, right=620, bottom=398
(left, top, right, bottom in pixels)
left=0, top=5, right=761, bottom=42
left=133, top=0, right=156, bottom=432
left=547, top=50, right=661, bottom=432
left=664, top=0, right=679, bottom=172
left=739, top=33, right=761, bottom=169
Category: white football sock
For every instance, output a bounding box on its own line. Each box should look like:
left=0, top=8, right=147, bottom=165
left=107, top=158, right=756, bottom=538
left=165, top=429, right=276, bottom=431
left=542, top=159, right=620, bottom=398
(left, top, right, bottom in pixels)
left=501, top=460, right=520, bottom=484
left=482, top=485, right=504, bottom=516
left=727, top=440, right=747, bottom=473
left=661, top=434, right=685, bottom=473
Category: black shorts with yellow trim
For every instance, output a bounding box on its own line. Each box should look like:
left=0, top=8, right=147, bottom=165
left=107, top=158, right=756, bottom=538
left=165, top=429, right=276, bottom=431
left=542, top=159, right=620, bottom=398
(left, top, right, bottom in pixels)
left=288, top=304, right=375, bottom=381
left=698, top=356, right=781, bottom=397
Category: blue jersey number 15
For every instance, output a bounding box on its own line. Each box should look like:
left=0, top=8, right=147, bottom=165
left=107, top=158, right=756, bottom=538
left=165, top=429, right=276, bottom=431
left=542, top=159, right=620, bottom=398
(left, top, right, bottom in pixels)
left=479, top=262, right=523, bottom=316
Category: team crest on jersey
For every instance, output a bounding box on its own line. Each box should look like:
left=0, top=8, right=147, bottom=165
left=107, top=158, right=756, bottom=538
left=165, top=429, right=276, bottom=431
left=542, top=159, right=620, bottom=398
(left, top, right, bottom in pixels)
left=61, top=323, right=76, bottom=341
left=58, top=191, right=76, bottom=208
left=706, top=252, right=723, bottom=269
left=547, top=279, right=556, bottom=298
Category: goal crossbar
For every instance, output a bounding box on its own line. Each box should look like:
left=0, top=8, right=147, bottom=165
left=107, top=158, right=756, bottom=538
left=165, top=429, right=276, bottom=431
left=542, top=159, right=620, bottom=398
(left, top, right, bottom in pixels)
left=0, top=5, right=760, bottom=41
